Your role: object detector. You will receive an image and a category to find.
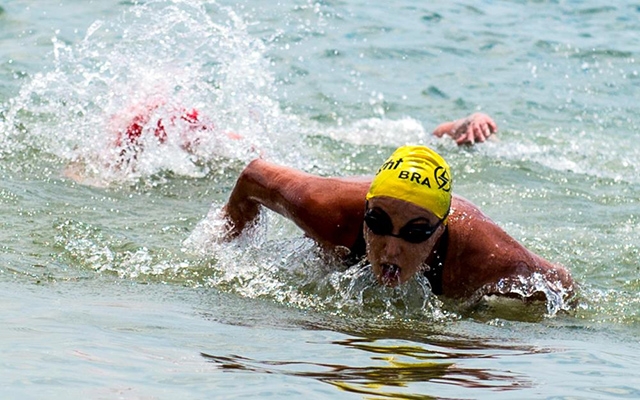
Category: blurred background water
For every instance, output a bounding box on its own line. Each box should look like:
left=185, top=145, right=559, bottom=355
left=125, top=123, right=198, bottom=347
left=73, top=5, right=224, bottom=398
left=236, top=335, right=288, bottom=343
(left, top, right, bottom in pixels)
left=1, top=0, right=639, bottom=398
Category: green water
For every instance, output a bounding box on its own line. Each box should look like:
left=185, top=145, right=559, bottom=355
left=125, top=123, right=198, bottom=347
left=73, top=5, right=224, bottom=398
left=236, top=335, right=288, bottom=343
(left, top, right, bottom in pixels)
left=2, top=0, right=640, bottom=398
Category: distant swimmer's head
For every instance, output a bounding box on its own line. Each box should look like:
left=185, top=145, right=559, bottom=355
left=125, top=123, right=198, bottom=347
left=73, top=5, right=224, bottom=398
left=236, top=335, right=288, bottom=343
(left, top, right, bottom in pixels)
left=366, top=145, right=452, bottom=221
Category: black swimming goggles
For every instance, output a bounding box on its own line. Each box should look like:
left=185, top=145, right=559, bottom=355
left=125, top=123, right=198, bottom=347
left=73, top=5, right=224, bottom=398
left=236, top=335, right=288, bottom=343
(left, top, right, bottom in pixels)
left=364, top=204, right=445, bottom=244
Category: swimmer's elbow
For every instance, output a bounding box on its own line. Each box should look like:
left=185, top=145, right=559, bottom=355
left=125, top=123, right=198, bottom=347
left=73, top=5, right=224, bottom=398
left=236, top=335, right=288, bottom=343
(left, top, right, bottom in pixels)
left=548, top=263, right=575, bottom=293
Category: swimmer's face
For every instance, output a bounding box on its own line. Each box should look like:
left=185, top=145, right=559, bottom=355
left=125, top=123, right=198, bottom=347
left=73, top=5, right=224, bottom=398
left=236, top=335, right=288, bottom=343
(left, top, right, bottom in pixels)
left=364, top=196, right=445, bottom=287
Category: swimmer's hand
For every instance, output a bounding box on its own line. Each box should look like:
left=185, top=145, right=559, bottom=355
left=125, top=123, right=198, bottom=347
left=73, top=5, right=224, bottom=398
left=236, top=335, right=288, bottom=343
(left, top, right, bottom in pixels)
left=433, top=112, right=498, bottom=145
left=218, top=201, right=260, bottom=242
left=218, top=205, right=242, bottom=242
left=182, top=203, right=257, bottom=254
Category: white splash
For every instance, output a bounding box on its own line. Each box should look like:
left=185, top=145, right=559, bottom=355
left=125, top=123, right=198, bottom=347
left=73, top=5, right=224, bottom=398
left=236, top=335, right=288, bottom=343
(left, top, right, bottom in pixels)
left=0, top=0, right=307, bottom=185
left=325, top=117, right=430, bottom=147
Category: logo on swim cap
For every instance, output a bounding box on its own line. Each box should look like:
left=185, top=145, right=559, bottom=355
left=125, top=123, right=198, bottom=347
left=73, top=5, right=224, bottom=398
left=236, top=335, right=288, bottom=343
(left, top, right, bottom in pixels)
left=366, top=145, right=452, bottom=220
left=434, top=166, right=451, bottom=192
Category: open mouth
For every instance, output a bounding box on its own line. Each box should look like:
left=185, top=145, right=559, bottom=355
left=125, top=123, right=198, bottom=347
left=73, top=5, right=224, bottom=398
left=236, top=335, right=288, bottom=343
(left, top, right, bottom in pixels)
left=380, top=263, right=401, bottom=286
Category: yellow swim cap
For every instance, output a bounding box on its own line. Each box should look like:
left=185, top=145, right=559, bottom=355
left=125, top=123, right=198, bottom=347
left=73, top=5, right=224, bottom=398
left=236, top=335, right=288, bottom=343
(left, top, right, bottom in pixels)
left=366, top=145, right=452, bottom=220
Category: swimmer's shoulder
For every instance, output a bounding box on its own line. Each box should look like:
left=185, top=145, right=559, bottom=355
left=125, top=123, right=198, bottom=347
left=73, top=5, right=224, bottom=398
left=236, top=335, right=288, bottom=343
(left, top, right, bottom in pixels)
left=450, top=194, right=492, bottom=222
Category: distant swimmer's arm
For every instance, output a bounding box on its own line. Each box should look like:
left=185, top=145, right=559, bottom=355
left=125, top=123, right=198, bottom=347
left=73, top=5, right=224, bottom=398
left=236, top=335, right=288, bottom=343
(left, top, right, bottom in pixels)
left=432, top=112, right=498, bottom=145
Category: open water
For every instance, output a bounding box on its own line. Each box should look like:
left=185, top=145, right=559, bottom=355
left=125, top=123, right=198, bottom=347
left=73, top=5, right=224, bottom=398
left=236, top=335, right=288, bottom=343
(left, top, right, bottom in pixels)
left=1, top=0, right=640, bottom=398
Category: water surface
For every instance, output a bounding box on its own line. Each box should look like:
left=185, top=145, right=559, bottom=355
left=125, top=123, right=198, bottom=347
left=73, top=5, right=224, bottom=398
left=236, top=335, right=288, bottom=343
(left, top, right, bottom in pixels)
left=1, top=0, right=640, bottom=398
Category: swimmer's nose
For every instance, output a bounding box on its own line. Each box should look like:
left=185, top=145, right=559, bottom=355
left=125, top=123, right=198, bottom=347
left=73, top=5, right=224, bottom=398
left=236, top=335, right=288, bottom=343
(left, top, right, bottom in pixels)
left=383, top=236, right=403, bottom=260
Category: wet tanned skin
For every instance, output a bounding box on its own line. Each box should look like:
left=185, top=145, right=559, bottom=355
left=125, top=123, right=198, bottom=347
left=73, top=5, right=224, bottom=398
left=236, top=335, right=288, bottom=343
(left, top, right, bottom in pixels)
left=364, top=196, right=445, bottom=287
left=220, top=159, right=575, bottom=299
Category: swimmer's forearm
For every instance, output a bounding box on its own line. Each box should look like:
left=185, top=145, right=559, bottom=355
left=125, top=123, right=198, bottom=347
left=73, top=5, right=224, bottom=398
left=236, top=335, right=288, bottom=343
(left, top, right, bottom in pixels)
left=222, top=159, right=310, bottom=238
left=432, top=121, right=456, bottom=138
left=547, top=263, right=575, bottom=296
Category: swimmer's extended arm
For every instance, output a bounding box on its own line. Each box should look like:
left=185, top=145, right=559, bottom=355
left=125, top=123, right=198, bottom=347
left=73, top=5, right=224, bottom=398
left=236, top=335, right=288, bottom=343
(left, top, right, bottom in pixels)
left=221, top=159, right=371, bottom=249
left=432, top=112, right=498, bottom=145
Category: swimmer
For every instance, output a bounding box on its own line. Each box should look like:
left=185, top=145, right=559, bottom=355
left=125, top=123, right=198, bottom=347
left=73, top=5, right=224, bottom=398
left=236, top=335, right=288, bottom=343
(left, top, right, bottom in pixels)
left=113, top=107, right=496, bottom=152
left=112, top=102, right=242, bottom=167
left=63, top=100, right=245, bottom=185
left=219, top=144, right=574, bottom=301
left=110, top=109, right=496, bottom=164
left=64, top=105, right=495, bottom=186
